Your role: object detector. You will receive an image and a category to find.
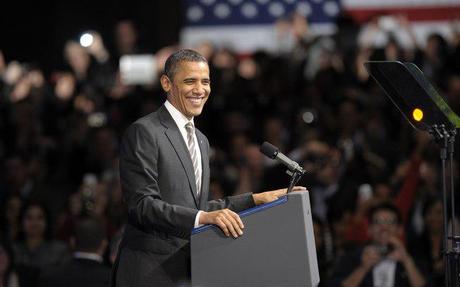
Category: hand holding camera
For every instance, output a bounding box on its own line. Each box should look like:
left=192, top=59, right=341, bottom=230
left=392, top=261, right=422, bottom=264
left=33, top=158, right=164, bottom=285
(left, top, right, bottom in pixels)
left=386, top=236, right=410, bottom=263
left=80, top=31, right=109, bottom=63
left=360, top=245, right=382, bottom=270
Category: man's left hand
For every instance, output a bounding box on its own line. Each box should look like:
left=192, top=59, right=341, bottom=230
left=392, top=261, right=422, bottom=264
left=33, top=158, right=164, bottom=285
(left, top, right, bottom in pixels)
left=252, top=186, right=307, bottom=205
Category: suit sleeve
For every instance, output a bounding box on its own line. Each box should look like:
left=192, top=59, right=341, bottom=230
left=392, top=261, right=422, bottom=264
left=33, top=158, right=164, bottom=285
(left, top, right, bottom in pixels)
left=199, top=135, right=256, bottom=213
left=205, top=194, right=255, bottom=212
left=120, top=123, right=198, bottom=238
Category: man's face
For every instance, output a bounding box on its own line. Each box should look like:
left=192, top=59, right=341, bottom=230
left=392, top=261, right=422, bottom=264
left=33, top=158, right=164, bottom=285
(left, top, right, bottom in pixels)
left=368, top=209, right=401, bottom=246
left=161, top=61, right=210, bottom=119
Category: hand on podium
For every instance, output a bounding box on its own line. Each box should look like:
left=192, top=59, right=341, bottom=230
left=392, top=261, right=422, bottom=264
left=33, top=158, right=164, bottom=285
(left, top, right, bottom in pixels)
left=199, top=186, right=307, bottom=238
left=199, top=209, right=245, bottom=238
left=252, top=186, right=307, bottom=205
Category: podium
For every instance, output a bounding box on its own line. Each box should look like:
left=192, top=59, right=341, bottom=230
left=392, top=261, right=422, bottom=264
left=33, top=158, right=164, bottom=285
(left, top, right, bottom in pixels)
left=191, top=191, right=320, bottom=287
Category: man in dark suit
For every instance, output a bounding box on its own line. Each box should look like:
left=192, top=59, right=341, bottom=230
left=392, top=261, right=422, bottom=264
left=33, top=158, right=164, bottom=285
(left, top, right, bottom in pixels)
left=112, top=49, right=301, bottom=287
left=39, top=217, right=111, bottom=287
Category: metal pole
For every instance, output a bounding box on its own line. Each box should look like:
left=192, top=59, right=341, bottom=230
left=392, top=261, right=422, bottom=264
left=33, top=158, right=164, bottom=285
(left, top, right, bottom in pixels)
left=440, top=134, right=450, bottom=287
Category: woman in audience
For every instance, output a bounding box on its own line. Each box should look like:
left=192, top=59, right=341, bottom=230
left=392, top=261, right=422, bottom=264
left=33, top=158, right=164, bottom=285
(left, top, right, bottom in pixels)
left=409, top=197, right=445, bottom=286
left=13, top=202, right=69, bottom=287
left=0, top=240, right=19, bottom=287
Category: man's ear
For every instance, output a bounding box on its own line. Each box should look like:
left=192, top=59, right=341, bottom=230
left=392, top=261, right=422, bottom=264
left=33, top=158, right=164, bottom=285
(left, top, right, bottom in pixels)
left=160, top=74, right=171, bottom=93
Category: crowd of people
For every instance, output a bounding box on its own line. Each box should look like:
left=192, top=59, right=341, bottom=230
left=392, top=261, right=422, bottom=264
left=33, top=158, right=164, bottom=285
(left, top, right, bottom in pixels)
left=1, top=13, right=460, bottom=287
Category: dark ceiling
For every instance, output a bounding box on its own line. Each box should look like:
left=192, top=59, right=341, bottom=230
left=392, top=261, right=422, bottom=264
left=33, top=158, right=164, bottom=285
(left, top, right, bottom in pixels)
left=0, top=0, right=182, bottom=73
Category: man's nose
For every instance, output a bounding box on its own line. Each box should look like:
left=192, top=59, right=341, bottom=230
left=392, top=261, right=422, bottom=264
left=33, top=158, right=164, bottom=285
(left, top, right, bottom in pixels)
left=193, top=83, right=206, bottom=94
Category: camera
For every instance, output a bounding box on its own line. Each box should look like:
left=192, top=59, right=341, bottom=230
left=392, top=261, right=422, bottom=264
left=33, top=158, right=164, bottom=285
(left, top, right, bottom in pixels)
left=376, top=244, right=394, bottom=257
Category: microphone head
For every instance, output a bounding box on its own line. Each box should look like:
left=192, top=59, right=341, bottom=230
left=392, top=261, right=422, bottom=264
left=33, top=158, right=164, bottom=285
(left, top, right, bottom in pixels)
left=260, top=141, right=278, bottom=159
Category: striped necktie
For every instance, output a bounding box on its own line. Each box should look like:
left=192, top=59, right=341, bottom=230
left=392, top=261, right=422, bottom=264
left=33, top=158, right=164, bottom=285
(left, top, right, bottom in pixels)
left=185, top=122, right=201, bottom=196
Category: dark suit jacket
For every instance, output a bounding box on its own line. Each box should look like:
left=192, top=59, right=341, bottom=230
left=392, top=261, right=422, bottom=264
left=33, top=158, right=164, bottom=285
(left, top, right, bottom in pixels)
left=39, top=257, right=111, bottom=287
left=112, top=105, right=255, bottom=287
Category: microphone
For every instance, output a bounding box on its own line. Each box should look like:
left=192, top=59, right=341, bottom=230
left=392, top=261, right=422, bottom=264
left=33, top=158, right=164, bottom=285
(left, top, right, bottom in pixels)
left=260, top=142, right=305, bottom=174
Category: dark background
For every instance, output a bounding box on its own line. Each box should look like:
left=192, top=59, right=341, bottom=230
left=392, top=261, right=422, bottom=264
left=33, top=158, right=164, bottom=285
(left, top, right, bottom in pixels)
left=0, top=0, right=183, bottom=73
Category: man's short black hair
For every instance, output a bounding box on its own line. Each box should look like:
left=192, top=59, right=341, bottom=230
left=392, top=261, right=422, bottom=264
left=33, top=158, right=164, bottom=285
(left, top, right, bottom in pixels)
left=74, top=217, right=106, bottom=252
left=164, top=49, right=208, bottom=80
left=368, top=202, right=402, bottom=225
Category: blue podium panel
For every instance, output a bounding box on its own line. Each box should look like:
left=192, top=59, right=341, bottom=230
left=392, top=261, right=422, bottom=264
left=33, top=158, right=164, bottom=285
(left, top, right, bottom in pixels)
left=191, top=191, right=319, bottom=287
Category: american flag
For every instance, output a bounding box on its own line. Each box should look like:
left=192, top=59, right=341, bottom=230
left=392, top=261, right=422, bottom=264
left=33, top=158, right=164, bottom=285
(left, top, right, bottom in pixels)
left=180, top=0, right=460, bottom=52
left=180, top=0, right=341, bottom=53
left=343, top=0, right=460, bottom=23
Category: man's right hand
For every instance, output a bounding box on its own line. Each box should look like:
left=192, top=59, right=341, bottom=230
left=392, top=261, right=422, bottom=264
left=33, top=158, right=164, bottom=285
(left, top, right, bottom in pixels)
left=199, top=209, right=244, bottom=238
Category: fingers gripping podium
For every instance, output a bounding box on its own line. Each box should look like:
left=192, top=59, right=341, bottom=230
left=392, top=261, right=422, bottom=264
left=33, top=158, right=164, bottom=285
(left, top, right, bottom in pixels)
left=191, top=191, right=320, bottom=287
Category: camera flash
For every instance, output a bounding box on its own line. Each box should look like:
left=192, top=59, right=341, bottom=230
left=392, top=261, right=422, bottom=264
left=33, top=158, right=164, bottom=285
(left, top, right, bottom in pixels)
left=80, top=33, right=94, bottom=47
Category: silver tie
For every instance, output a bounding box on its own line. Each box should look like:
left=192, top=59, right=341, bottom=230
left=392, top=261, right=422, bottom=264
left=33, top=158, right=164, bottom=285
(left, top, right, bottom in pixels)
left=185, top=122, right=201, bottom=196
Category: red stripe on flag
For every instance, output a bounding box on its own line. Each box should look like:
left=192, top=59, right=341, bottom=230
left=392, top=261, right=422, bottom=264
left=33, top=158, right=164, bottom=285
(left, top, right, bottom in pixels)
left=345, top=6, right=460, bottom=23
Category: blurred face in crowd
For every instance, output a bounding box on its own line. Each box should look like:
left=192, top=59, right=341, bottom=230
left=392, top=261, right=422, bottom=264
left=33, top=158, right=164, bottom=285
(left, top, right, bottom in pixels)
left=6, top=195, right=22, bottom=223
left=92, top=183, right=109, bottom=217
left=69, top=192, right=82, bottom=216
left=338, top=101, right=360, bottom=134
left=420, top=161, right=438, bottom=188
left=425, top=200, right=443, bottom=234
left=161, top=61, right=210, bottom=119
left=115, top=20, right=138, bottom=54
left=23, top=205, right=46, bottom=239
left=5, top=157, right=28, bottom=188
left=244, top=145, right=264, bottom=171
left=374, top=183, right=392, bottom=201
left=64, top=41, right=90, bottom=75
left=195, top=41, right=214, bottom=60
left=368, top=209, right=401, bottom=246
left=425, top=36, right=441, bottom=59
left=0, top=245, right=10, bottom=276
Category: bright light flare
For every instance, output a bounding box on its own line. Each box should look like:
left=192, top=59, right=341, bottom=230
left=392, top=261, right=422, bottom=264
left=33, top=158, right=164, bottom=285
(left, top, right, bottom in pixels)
left=79, top=33, right=94, bottom=47
left=412, top=108, right=423, bottom=122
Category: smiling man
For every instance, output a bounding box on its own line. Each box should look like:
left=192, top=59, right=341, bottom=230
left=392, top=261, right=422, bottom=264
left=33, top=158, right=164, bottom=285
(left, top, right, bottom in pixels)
left=111, top=49, right=298, bottom=287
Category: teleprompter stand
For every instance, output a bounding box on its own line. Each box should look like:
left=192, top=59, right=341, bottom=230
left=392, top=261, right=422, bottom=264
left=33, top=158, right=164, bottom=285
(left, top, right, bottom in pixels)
left=365, top=61, right=460, bottom=287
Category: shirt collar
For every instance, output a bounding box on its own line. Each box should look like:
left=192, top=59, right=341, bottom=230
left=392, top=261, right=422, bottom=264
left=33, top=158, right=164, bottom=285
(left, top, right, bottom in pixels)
left=164, top=100, right=194, bottom=129
left=73, top=251, right=103, bottom=263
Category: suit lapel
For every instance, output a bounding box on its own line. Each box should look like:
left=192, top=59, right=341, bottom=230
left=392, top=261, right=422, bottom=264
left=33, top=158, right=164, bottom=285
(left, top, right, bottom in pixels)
left=159, top=106, right=199, bottom=208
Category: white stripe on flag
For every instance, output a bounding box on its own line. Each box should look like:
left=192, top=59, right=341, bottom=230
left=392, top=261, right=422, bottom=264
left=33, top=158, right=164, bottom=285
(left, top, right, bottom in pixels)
left=343, top=0, right=460, bottom=9
left=180, top=23, right=336, bottom=53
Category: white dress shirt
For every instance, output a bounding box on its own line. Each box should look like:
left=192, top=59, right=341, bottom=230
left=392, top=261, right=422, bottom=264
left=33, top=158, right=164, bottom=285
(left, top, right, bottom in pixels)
left=73, top=251, right=103, bottom=263
left=164, top=100, right=204, bottom=228
left=372, top=258, right=396, bottom=287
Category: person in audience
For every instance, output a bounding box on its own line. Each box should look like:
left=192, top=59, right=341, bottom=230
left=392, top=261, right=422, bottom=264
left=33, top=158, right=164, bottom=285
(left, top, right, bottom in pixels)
left=0, top=240, right=19, bottom=287
left=409, top=197, right=444, bottom=286
left=13, top=202, right=69, bottom=287
left=327, top=203, right=426, bottom=287
left=38, top=217, right=111, bottom=287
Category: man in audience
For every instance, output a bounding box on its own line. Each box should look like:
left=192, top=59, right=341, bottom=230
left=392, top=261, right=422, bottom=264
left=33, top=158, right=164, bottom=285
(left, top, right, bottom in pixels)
left=328, top=203, right=426, bottom=287
left=38, top=217, right=110, bottom=287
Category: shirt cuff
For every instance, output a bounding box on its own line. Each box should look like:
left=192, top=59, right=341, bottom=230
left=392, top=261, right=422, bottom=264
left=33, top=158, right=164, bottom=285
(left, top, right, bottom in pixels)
left=194, top=210, right=204, bottom=228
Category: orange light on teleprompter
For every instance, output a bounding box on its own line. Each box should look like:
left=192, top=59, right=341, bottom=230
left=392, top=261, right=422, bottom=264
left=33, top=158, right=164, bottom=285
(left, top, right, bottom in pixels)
left=412, top=108, right=424, bottom=122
